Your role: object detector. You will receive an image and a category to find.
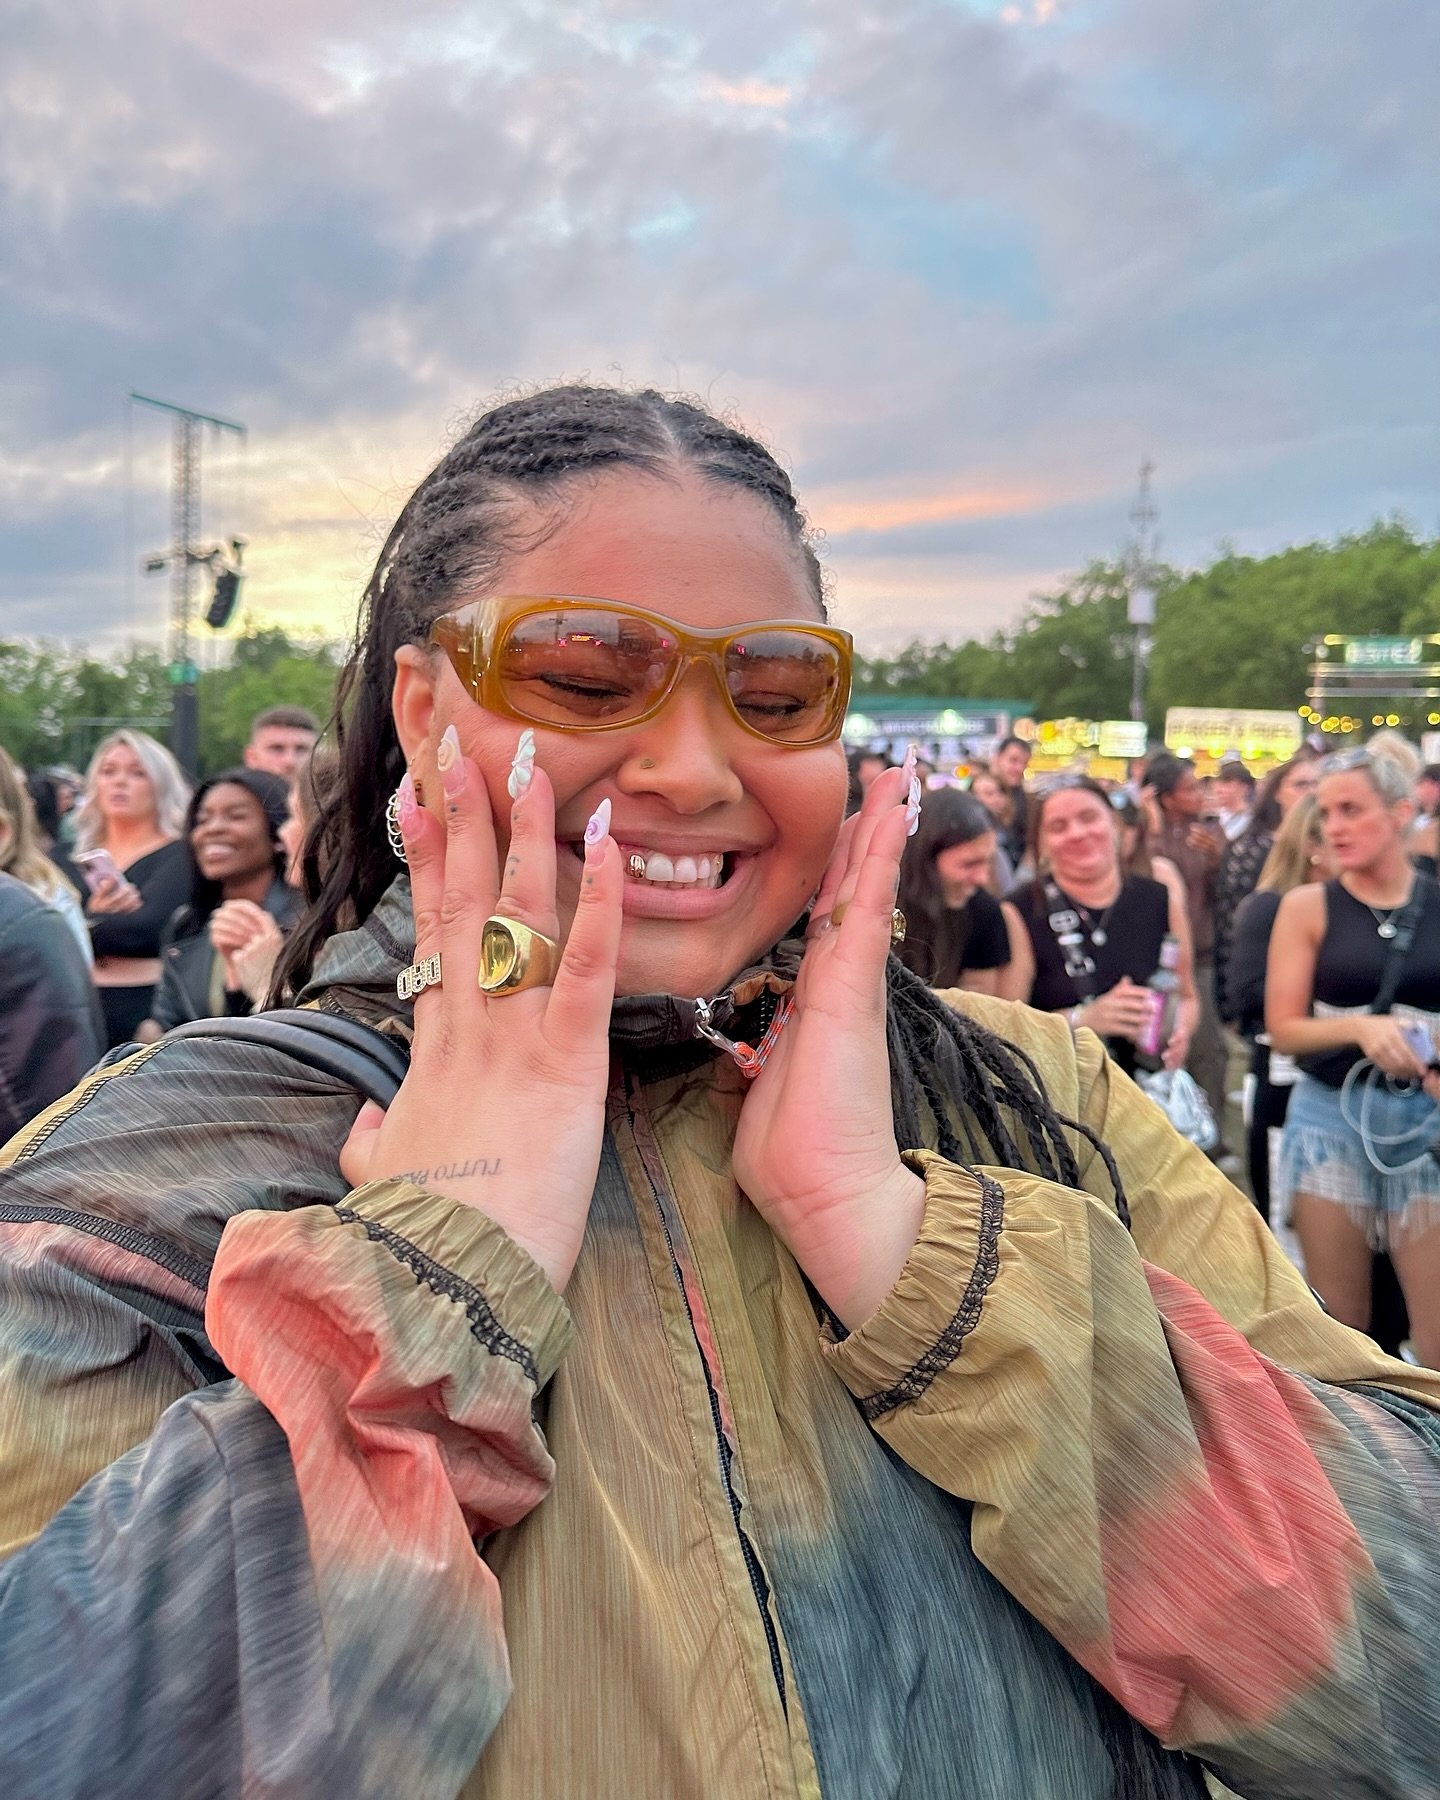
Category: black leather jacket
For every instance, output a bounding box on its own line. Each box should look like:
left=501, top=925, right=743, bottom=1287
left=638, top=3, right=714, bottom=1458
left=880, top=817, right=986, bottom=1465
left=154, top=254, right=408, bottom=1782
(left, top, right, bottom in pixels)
left=0, top=872, right=105, bottom=1139
left=150, top=880, right=303, bottom=1032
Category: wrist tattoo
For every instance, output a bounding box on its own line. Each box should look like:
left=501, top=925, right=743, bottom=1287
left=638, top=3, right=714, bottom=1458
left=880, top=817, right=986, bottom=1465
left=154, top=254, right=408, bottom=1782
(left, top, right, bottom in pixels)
left=396, top=1158, right=502, bottom=1185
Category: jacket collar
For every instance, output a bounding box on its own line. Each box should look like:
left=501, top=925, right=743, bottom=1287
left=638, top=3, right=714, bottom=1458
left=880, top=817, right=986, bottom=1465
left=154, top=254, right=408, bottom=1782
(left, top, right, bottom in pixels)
left=298, top=876, right=805, bottom=1057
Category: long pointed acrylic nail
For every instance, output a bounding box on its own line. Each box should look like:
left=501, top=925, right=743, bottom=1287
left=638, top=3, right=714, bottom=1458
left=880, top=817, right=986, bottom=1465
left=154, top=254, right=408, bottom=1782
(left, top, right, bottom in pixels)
left=396, top=770, right=418, bottom=830
left=583, top=796, right=612, bottom=858
left=902, top=742, right=918, bottom=785
left=905, top=774, right=922, bottom=837
left=437, top=724, right=465, bottom=796
left=507, top=727, right=536, bottom=802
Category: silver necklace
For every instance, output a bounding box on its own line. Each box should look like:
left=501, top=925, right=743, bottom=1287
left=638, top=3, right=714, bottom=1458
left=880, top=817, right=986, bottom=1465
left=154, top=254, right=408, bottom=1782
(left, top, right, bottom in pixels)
left=1359, top=881, right=1414, bottom=940
left=1072, top=890, right=1122, bottom=947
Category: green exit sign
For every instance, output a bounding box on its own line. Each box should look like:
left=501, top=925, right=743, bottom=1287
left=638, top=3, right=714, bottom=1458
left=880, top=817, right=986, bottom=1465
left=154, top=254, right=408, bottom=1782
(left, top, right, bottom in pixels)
left=1342, top=637, right=1424, bottom=669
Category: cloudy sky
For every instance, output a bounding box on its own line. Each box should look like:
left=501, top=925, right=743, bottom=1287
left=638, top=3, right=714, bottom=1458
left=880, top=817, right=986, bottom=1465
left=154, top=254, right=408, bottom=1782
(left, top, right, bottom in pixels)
left=3, top=0, right=1436, bottom=657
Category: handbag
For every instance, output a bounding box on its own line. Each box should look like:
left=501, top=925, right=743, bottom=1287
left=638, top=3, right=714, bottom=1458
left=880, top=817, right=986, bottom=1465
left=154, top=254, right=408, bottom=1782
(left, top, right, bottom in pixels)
left=1297, top=882, right=1427, bottom=1088
left=1134, top=1066, right=1220, bottom=1154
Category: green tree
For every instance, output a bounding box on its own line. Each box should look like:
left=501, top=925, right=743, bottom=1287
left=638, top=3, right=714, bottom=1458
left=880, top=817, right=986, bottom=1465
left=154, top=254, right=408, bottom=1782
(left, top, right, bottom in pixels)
left=197, top=626, right=343, bottom=772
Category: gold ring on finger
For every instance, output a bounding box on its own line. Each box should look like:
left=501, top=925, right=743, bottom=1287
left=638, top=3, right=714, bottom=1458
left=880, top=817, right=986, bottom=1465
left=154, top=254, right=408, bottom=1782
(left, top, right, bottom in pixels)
left=828, top=902, right=907, bottom=944
left=479, top=914, right=562, bottom=996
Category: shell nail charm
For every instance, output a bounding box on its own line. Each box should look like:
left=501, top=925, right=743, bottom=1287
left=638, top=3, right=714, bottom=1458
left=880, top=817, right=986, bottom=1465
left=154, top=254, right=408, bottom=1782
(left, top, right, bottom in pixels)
left=584, top=797, right=612, bottom=854
left=906, top=775, right=922, bottom=837
left=437, top=724, right=465, bottom=795
left=508, top=727, right=537, bottom=802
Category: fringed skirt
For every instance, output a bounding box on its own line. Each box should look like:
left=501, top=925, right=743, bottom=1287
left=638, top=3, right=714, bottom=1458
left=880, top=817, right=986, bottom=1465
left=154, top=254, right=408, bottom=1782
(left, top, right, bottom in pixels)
left=1277, top=1073, right=1440, bottom=1249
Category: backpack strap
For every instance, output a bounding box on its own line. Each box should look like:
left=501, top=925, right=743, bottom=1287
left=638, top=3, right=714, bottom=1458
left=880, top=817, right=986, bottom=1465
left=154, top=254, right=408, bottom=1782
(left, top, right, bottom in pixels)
left=1369, top=879, right=1430, bottom=1017
left=158, top=1008, right=410, bottom=1108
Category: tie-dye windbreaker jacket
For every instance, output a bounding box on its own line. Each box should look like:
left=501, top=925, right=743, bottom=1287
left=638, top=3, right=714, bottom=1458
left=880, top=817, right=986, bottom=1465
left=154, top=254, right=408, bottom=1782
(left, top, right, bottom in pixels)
left=2, top=881, right=1440, bottom=1799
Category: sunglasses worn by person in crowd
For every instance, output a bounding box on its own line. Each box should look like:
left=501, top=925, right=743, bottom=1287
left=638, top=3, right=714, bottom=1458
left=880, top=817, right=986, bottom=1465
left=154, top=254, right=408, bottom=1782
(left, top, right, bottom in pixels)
left=431, top=597, right=854, bottom=747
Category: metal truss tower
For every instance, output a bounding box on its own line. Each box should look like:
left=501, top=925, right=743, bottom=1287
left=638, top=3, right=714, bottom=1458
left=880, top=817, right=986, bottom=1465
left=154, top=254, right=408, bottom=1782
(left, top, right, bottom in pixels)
left=131, top=392, right=246, bottom=775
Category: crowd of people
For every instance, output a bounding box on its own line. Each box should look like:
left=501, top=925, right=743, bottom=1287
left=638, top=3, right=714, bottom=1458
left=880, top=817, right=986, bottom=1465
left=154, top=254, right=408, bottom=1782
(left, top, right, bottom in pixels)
left=883, top=728, right=1440, bottom=1365
left=0, top=705, right=319, bottom=1136
left=2, top=384, right=1440, bottom=1798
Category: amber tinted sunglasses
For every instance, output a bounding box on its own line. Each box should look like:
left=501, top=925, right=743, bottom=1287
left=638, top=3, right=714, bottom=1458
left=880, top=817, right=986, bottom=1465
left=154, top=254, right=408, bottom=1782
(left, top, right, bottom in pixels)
left=430, top=598, right=853, bottom=747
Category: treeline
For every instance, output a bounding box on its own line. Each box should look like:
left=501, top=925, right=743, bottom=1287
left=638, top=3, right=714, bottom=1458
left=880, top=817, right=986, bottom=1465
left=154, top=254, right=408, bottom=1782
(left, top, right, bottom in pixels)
left=7, top=524, right=1439, bottom=774
left=854, top=522, right=1440, bottom=727
left=0, top=624, right=344, bottom=774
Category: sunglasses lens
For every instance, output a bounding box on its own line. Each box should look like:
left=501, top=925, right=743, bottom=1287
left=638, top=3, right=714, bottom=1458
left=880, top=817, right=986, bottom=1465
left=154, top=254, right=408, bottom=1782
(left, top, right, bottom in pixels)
left=498, top=609, right=675, bottom=726
left=725, top=631, right=848, bottom=742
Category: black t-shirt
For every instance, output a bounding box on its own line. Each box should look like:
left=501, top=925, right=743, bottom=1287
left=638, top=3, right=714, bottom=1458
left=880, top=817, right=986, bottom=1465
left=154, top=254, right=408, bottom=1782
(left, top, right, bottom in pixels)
left=1009, top=874, right=1170, bottom=1074
left=897, top=888, right=1011, bottom=989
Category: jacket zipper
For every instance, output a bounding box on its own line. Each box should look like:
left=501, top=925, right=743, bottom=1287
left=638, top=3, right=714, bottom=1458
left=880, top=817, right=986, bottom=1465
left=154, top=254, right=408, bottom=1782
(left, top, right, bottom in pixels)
left=623, top=1070, right=788, bottom=1713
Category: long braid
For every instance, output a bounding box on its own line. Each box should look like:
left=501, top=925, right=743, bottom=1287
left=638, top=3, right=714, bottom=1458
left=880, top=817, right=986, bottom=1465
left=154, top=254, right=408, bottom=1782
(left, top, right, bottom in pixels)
left=883, top=956, right=1133, bottom=1228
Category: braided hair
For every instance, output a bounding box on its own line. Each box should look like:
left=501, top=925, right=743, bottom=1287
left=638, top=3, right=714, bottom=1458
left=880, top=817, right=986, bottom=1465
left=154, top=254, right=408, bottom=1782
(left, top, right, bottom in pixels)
left=276, top=382, right=1131, bottom=1232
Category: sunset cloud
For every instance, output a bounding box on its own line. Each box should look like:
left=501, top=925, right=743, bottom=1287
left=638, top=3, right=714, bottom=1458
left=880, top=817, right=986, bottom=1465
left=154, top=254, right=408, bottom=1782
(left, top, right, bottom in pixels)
left=1, top=0, right=1435, bottom=657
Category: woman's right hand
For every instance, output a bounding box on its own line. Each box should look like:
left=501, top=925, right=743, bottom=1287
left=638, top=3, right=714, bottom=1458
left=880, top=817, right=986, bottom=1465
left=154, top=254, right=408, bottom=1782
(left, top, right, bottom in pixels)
left=1076, top=976, right=1155, bottom=1044
left=86, top=874, right=142, bottom=915
left=1355, top=1015, right=1429, bottom=1082
left=339, top=732, right=622, bottom=1293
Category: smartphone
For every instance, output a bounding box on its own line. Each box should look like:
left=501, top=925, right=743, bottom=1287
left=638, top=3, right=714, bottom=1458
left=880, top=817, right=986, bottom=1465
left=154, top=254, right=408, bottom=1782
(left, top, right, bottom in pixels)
left=75, top=848, right=123, bottom=892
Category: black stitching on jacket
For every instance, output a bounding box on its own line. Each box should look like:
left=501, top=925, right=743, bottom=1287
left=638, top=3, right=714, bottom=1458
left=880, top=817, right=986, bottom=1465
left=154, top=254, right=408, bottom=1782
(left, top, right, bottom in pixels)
left=334, top=1205, right=539, bottom=1384
left=858, top=1170, right=1005, bottom=1421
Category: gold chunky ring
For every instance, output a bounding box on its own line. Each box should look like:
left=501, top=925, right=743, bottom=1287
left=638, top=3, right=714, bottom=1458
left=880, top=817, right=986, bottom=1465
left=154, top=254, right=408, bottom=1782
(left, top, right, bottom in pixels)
left=829, top=902, right=907, bottom=944
left=479, top=914, right=562, bottom=996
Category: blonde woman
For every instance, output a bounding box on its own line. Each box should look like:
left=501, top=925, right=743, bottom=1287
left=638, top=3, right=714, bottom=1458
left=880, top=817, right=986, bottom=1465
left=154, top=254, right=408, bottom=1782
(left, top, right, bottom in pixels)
left=72, top=730, right=192, bottom=1045
left=1226, top=797, right=1333, bottom=1220
left=0, top=750, right=91, bottom=963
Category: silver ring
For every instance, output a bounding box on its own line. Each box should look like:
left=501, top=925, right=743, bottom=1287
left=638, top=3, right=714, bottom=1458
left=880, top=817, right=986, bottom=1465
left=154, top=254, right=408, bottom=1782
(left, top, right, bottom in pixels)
left=396, top=953, right=442, bottom=1001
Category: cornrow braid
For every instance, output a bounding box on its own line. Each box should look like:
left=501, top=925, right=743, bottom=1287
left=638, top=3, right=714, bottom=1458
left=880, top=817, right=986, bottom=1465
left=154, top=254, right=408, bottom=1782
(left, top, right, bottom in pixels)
left=884, top=956, right=1131, bottom=1228
left=275, top=384, right=824, bottom=1001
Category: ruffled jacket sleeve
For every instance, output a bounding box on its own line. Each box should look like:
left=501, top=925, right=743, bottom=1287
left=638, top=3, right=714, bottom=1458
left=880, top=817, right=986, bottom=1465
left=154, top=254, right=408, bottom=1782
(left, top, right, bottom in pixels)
left=0, top=1039, right=571, bottom=1800
left=822, top=1000, right=1440, bottom=1799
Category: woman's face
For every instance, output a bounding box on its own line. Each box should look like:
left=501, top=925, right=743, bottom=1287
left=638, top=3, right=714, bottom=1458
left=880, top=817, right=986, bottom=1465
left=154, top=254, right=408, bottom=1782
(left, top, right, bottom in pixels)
left=1039, top=790, right=1120, bottom=886
left=1275, top=761, right=1319, bottom=817
left=395, top=471, right=848, bottom=999
left=191, top=783, right=275, bottom=888
left=279, top=785, right=306, bottom=889
left=933, top=832, right=995, bottom=907
left=94, top=744, right=156, bottom=827
left=1316, top=771, right=1410, bottom=873
left=970, top=774, right=1005, bottom=818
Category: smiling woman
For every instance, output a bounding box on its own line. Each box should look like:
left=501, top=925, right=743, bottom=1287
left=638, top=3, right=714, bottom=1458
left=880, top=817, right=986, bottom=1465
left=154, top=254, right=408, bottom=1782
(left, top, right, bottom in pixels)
left=134, top=767, right=303, bottom=1039
left=5, top=388, right=1440, bottom=1800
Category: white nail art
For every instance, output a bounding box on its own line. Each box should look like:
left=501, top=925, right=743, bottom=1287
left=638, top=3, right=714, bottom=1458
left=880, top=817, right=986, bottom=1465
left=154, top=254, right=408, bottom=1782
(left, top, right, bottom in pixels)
left=507, top=729, right=537, bottom=802
left=584, top=796, right=612, bottom=847
left=906, top=775, right=922, bottom=837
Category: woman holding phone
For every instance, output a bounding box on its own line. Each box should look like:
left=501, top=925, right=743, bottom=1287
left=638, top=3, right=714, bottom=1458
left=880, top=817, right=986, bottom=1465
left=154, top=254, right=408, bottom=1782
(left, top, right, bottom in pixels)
left=72, top=729, right=192, bottom=1045
left=3, top=389, right=1440, bottom=1799
left=1267, top=748, right=1440, bottom=1366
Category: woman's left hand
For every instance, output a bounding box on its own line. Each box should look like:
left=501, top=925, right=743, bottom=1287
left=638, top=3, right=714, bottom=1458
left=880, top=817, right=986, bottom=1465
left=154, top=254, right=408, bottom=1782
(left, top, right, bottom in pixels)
left=733, top=765, right=926, bottom=1328
left=1162, top=999, right=1198, bottom=1072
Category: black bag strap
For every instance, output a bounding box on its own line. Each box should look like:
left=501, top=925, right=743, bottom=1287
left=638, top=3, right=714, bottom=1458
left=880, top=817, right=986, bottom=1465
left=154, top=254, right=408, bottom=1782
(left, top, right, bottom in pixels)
left=1041, top=878, right=1102, bottom=1004
left=159, top=1008, right=410, bottom=1108
left=1368, top=880, right=1429, bottom=1017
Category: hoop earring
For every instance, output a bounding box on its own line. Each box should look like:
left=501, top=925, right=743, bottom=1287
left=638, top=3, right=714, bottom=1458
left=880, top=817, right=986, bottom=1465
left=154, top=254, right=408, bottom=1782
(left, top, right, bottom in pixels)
left=385, top=788, right=406, bottom=861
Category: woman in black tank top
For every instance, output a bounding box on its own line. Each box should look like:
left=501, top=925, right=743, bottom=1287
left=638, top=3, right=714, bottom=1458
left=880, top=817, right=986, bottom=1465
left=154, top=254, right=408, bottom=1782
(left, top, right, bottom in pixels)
left=1269, top=748, right=1440, bottom=1368
left=1000, top=776, right=1198, bottom=1076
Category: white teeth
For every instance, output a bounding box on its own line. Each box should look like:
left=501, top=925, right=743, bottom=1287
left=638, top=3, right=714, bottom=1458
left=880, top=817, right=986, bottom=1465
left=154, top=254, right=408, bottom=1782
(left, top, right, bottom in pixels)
left=613, top=845, right=727, bottom=888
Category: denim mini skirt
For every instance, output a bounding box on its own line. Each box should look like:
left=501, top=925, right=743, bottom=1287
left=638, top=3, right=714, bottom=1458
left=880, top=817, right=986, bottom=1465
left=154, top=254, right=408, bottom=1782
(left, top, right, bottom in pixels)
left=1277, top=1073, right=1440, bottom=1248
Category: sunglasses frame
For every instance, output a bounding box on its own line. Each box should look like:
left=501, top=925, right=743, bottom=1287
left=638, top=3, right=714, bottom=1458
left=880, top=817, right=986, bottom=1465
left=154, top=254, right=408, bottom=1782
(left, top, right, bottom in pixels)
left=430, top=596, right=854, bottom=747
